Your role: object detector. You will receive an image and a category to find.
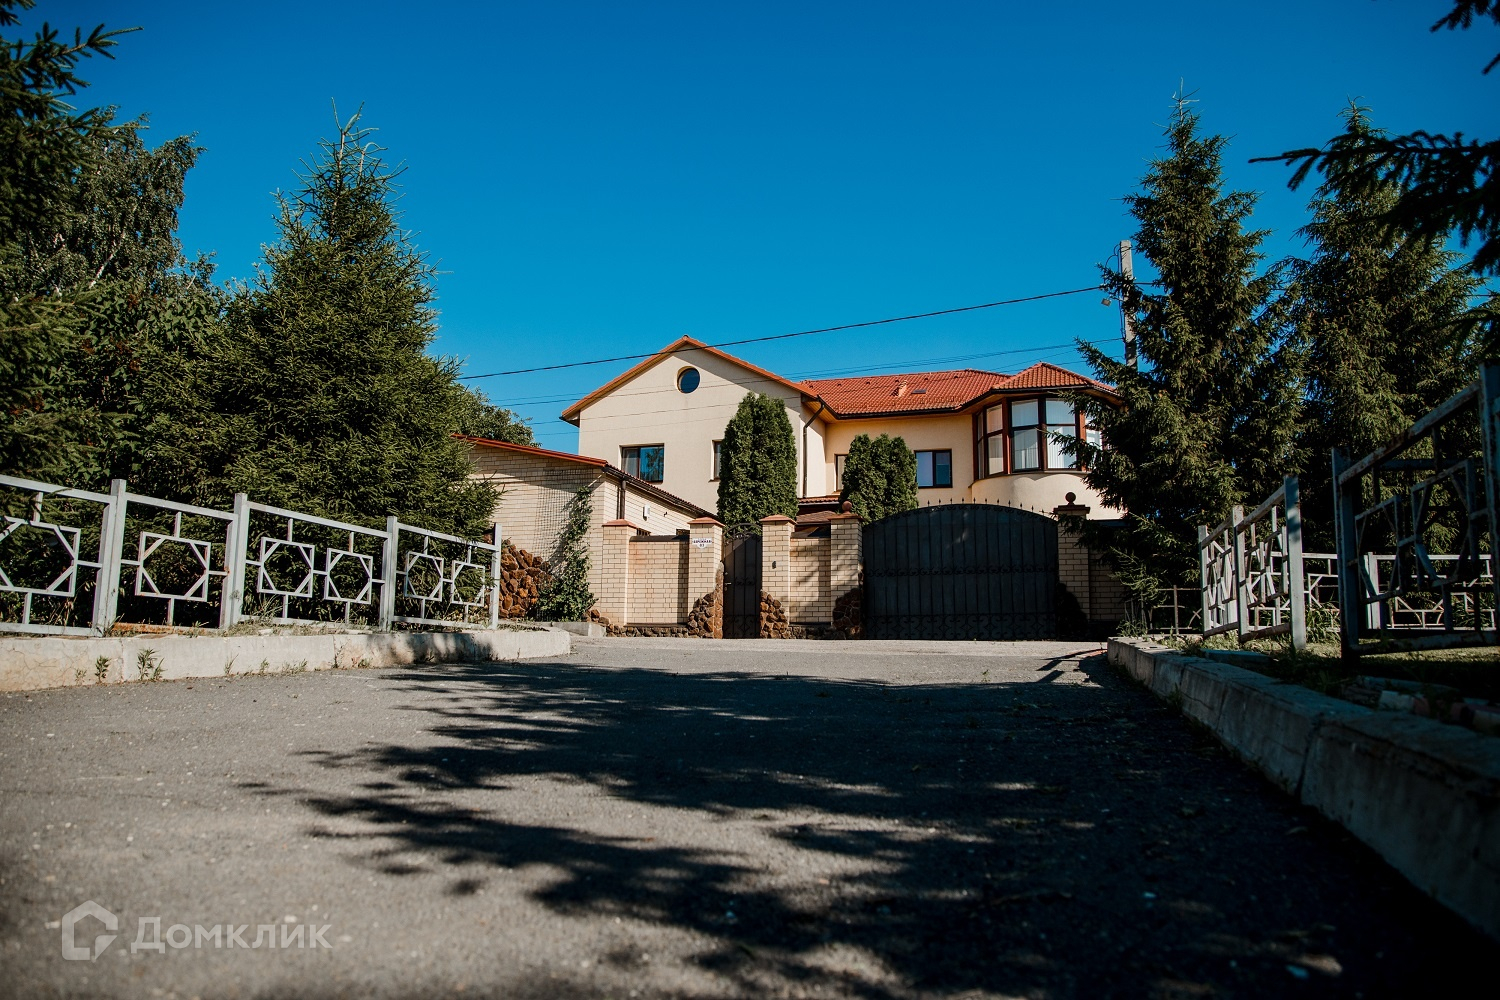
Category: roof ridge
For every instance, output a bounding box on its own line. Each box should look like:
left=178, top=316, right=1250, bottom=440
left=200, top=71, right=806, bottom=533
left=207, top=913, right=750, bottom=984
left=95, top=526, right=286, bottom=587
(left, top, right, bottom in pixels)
left=802, top=366, right=1011, bottom=385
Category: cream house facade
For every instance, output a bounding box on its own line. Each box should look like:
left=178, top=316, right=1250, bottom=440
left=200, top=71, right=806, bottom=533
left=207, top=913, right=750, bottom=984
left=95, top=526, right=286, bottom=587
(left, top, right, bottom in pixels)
left=561, top=337, right=1122, bottom=520
left=462, top=436, right=711, bottom=599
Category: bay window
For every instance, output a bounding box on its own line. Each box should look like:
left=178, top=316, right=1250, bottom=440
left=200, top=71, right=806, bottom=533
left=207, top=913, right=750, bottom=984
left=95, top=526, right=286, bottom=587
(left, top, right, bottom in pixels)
left=1010, top=399, right=1041, bottom=471
left=977, top=396, right=1096, bottom=476
left=1045, top=398, right=1078, bottom=469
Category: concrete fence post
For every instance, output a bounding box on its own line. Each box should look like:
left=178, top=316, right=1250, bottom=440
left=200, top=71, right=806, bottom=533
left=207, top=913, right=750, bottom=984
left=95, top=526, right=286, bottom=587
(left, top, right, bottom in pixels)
left=379, top=516, right=399, bottom=631
left=91, top=479, right=128, bottom=635
left=488, top=521, right=503, bottom=630
left=218, top=492, right=251, bottom=630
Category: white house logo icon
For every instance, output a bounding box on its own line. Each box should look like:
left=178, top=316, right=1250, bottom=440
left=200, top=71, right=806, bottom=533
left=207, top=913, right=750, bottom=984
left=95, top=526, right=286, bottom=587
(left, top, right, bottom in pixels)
left=60, top=901, right=117, bottom=961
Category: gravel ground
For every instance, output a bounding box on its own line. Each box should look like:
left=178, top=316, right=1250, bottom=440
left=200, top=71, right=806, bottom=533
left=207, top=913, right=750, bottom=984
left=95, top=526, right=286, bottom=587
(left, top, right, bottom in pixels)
left=0, top=637, right=1491, bottom=999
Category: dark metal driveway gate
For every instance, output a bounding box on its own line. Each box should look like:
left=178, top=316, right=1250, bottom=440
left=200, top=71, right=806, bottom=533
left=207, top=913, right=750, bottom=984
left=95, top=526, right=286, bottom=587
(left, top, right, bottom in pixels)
left=863, top=504, right=1058, bottom=640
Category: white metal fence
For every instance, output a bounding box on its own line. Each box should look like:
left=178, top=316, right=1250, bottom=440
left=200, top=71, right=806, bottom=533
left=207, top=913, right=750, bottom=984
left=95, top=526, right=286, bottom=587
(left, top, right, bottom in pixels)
left=0, top=474, right=503, bottom=636
left=1198, top=476, right=1308, bottom=649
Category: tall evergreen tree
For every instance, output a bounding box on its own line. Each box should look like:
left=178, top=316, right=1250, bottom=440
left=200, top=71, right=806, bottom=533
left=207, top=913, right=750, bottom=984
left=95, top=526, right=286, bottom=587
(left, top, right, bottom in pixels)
left=1071, top=98, right=1300, bottom=600
left=716, top=392, right=798, bottom=526
left=839, top=433, right=917, bottom=522
left=0, top=1, right=134, bottom=482
left=205, top=111, right=494, bottom=533
left=1292, top=105, right=1488, bottom=548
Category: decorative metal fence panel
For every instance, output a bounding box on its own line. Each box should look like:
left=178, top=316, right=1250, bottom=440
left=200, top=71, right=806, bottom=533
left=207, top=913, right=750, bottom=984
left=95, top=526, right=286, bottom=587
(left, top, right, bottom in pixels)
left=1332, top=364, right=1500, bottom=656
left=1197, top=476, right=1307, bottom=650
left=1124, top=588, right=1204, bottom=635
left=0, top=475, right=503, bottom=637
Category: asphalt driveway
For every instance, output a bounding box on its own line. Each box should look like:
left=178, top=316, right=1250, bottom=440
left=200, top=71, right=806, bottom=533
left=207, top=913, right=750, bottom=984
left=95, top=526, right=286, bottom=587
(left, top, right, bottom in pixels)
left=0, top=637, right=1490, bottom=998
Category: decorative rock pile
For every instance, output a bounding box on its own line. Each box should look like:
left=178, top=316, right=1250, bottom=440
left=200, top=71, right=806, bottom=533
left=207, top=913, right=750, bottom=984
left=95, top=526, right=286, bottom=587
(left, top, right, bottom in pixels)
left=686, top=586, right=722, bottom=639
left=831, top=586, right=862, bottom=639
left=496, top=544, right=551, bottom=620
left=759, top=591, right=792, bottom=639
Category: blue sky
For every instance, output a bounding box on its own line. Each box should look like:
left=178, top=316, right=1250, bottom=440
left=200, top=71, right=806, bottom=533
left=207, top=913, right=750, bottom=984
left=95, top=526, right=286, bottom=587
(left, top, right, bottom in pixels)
left=41, top=1, right=1498, bottom=447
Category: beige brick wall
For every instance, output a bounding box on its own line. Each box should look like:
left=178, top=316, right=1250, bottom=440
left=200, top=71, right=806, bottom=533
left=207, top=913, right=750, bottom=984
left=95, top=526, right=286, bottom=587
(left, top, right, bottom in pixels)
left=468, top=443, right=704, bottom=604
left=761, top=518, right=793, bottom=607
left=789, top=536, right=832, bottom=623
left=626, top=537, right=690, bottom=624
left=828, top=517, right=862, bottom=597
left=1058, top=524, right=1128, bottom=623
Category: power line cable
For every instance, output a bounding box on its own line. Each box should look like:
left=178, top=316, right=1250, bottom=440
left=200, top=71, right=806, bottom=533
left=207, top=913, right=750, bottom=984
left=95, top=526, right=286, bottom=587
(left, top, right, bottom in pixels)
left=486, top=340, right=1110, bottom=410
left=458, top=285, right=1103, bottom=381
left=484, top=339, right=1116, bottom=411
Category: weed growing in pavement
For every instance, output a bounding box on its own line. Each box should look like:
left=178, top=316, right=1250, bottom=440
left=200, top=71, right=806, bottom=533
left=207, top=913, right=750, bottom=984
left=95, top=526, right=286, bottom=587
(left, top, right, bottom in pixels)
left=135, top=648, right=162, bottom=682
left=282, top=660, right=308, bottom=675
left=258, top=659, right=269, bottom=675
left=93, top=656, right=110, bottom=683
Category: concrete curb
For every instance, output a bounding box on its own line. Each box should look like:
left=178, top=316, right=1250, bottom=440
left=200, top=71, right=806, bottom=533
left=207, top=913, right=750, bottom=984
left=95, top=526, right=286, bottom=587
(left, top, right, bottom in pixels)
left=0, top=628, right=571, bottom=692
left=1109, top=637, right=1500, bottom=940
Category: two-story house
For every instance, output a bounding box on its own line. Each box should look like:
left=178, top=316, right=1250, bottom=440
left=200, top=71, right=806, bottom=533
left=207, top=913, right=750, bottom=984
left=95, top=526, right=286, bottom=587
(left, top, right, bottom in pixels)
left=561, top=336, right=1121, bottom=520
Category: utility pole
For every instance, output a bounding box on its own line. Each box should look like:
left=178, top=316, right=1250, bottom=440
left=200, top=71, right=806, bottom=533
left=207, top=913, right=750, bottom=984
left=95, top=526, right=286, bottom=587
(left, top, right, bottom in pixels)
left=1119, top=239, right=1137, bottom=369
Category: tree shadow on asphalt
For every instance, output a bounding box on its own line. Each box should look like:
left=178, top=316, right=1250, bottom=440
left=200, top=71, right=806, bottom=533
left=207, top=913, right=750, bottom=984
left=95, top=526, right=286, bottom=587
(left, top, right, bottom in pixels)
left=246, top=650, right=1488, bottom=999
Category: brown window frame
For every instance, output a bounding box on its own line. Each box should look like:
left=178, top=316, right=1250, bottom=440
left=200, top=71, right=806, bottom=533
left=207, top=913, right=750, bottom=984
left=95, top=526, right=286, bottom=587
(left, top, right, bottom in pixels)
left=976, top=395, right=1092, bottom=476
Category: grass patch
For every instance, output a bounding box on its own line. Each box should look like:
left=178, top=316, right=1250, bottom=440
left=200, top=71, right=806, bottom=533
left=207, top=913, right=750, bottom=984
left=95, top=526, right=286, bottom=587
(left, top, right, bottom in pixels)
left=1166, top=634, right=1500, bottom=702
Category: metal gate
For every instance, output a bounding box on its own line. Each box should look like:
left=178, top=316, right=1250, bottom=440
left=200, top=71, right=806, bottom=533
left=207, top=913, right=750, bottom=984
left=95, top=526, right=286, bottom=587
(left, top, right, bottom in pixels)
left=863, top=504, right=1058, bottom=640
left=722, top=523, right=762, bottom=639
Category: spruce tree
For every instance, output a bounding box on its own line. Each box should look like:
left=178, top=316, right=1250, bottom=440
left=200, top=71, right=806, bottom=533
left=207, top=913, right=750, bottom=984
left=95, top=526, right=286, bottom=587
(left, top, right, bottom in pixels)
left=839, top=433, right=917, bottom=522
left=206, top=111, right=494, bottom=533
left=0, top=2, right=133, bottom=482
left=716, top=392, right=799, bottom=526
left=1072, top=98, right=1300, bottom=601
left=1292, top=105, right=1487, bottom=549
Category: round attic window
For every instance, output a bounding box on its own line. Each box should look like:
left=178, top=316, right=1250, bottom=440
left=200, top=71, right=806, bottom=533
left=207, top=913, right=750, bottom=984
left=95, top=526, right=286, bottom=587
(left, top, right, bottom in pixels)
left=677, top=367, right=701, bottom=393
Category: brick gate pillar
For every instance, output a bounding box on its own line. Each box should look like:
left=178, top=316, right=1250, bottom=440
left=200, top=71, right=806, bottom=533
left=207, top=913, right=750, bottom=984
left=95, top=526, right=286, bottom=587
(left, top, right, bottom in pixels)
left=759, top=515, right=794, bottom=609
left=687, top=517, right=724, bottom=638
left=597, top=519, right=637, bottom=626
left=828, top=512, right=862, bottom=599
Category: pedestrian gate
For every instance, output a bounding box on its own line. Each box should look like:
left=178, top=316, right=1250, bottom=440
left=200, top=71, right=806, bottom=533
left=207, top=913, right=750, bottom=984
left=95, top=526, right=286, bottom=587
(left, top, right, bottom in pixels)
left=722, top=523, right=762, bottom=639
left=863, top=504, right=1058, bottom=640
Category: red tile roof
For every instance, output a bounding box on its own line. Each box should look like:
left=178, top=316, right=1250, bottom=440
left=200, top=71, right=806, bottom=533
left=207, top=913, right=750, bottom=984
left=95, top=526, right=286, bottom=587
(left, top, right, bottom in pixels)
left=1000, top=361, right=1114, bottom=393
left=803, top=369, right=1010, bottom=417
left=802, top=361, right=1114, bottom=418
